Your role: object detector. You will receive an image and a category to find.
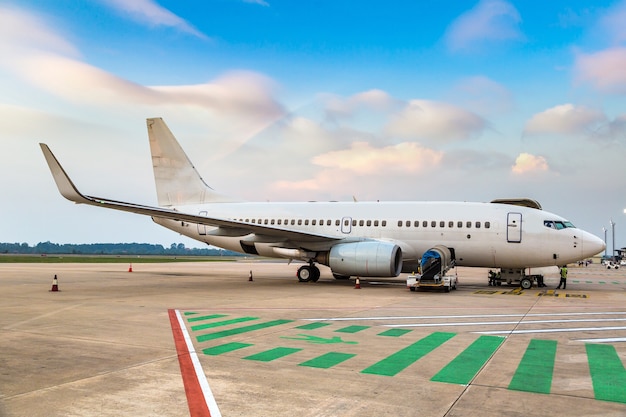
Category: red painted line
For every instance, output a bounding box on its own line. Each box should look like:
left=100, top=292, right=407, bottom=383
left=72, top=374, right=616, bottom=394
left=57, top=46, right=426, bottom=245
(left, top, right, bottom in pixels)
left=169, top=309, right=212, bottom=417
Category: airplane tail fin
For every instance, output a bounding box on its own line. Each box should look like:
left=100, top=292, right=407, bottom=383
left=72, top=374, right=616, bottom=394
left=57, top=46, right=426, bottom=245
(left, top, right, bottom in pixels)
left=147, top=118, right=239, bottom=206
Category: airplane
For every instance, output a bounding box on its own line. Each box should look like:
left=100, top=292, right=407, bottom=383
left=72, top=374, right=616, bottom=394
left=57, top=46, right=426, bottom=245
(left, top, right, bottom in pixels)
left=40, top=117, right=606, bottom=285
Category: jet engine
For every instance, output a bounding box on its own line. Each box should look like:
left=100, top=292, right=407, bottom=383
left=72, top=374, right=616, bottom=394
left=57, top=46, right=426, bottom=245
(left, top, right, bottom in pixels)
left=322, top=241, right=403, bottom=277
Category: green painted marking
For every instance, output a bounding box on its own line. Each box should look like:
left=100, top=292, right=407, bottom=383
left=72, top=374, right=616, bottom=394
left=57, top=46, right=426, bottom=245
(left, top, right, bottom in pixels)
left=586, top=344, right=626, bottom=403
left=335, top=325, right=369, bottom=334
left=508, top=339, right=557, bottom=394
left=572, top=280, right=580, bottom=283
left=202, top=342, right=253, bottom=356
left=187, top=314, right=228, bottom=323
left=613, top=282, right=620, bottom=285
left=299, top=352, right=356, bottom=369
left=431, top=335, right=504, bottom=385
left=296, top=322, right=331, bottom=330
left=361, top=332, right=456, bottom=376
left=281, top=334, right=357, bottom=345
left=378, top=329, right=412, bottom=337
left=586, top=280, right=593, bottom=284
left=191, top=316, right=258, bottom=331
left=196, top=319, right=293, bottom=342
left=244, top=347, right=302, bottom=362
left=184, top=312, right=198, bottom=316
left=599, top=281, right=606, bottom=284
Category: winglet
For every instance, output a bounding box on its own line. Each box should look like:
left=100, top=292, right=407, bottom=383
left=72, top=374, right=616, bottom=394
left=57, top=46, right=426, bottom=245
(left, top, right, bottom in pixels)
left=39, top=144, right=91, bottom=204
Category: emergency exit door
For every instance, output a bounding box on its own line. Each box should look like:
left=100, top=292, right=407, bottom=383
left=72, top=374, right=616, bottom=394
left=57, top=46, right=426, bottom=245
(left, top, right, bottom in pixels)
left=507, top=212, right=522, bottom=243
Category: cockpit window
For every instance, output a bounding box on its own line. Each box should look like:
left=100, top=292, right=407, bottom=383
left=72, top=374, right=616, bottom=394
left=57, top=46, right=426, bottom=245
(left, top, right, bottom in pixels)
left=544, top=220, right=576, bottom=230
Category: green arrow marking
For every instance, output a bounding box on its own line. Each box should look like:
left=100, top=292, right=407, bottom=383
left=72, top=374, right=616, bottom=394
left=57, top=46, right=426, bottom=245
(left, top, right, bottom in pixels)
left=281, top=334, right=358, bottom=345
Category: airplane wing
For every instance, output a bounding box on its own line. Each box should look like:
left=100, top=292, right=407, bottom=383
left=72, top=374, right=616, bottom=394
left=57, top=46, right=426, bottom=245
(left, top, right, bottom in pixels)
left=40, top=144, right=343, bottom=244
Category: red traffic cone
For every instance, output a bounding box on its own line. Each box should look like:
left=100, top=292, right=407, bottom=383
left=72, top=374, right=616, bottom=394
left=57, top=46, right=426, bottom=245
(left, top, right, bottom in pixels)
left=248, top=270, right=253, bottom=282
left=49, top=275, right=59, bottom=292
left=128, top=263, right=133, bottom=272
left=354, top=277, right=361, bottom=289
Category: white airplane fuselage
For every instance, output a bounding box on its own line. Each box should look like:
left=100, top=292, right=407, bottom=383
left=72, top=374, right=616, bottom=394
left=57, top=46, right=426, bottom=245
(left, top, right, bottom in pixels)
left=153, top=200, right=600, bottom=271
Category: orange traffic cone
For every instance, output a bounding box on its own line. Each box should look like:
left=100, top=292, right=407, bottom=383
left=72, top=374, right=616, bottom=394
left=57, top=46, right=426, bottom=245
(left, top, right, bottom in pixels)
left=354, top=277, right=361, bottom=289
left=128, top=263, right=133, bottom=272
left=248, top=270, right=253, bottom=282
left=49, top=274, right=59, bottom=292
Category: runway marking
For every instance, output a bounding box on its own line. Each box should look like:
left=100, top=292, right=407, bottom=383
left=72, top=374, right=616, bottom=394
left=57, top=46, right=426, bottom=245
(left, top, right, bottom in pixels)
left=389, top=317, right=626, bottom=328
left=296, top=322, right=331, bottom=330
left=303, top=311, right=626, bottom=322
left=202, top=342, right=253, bottom=356
left=431, top=335, right=504, bottom=385
left=361, top=332, right=456, bottom=376
left=183, top=312, right=626, bottom=403
left=586, top=344, right=626, bottom=403
left=508, top=339, right=557, bottom=394
left=196, top=319, right=293, bottom=342
left=169, top=309, right=221, bottom=417
left=299, top=352, right=356, bottom=369
left=243, top=347, right=302, bottom=362
left=335, top=325, right=369, bottom=333
left=187, top=314, right=228, bottom=322
left=378, top=329, right=412, bottom=337
left=576, top=337, right=626, bottom=343
left=190, top=316, right=258, bottom=332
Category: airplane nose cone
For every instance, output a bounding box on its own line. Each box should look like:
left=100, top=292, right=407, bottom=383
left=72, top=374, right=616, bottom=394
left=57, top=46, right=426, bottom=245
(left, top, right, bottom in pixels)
left=583, top=231, right=606, bottom=258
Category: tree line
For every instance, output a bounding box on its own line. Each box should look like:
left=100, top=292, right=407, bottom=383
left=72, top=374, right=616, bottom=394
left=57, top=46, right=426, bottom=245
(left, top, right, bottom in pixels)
left=0, top=241, right=242, bottom=256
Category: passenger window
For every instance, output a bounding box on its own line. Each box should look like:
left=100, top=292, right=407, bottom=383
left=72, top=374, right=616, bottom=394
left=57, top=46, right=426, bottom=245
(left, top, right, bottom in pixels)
left=327, top=220, right=331, bottom=226
left=312, top=220, right=316, bottom=226
left=291, top=219, right=295, bottom=225
left=431, top=221, right=436, bottom=227
left=485, top=221, right=490, bottom=228
left=359, top=220, right=364, bottom=226
left=414, top=221, right=419, bottom=227
left=466, top=221, right=472, bottom=228
left=305, top=220, right=309, bottom=226
left=406, top=221, right=411, bottom=227
left=352, top=220, right=357, bottom=226
left=457, top=221, right=463, bottom=228
left=374, top=220, right=379, bottom=227
left=475, top=222, right=481, bottom=228
left=382, top=220, right=387, bottom=227
left=440, top=221, right=445, bottom=227
left=271, top=219, right=275, bottom=225
left=367, top=220, right=372, bottom=226
left=398, top=220, right=403, bottom=227
left=448, top=221, right=454, bottom=228
left=423, top=221, right=428, bottom=227
left=298, top=219, right=302, bottom=225
left=264, top=219, right=268, bottom=225
left=336, top=220, right=340, bottom=226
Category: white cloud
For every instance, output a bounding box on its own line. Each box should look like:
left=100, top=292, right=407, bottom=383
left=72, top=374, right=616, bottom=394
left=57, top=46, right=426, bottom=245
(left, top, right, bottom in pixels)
left=0, top=6, right=78, bottom=57
left=385, top=100, right=486, bottom=142
left=100, top=0, right=207, bottom=39
left=524, top=104, right=606, bottom=135
left=575, top=47, right=626, bottom=94
left=444, top=0, right=524, bottom=52
left=312, top=142, right=443, bottom=175
left=599, top=0, right=626, bottom=44
left=512, top=153, right=549, bottom=174
left=324, top=89, right=399, bottom=119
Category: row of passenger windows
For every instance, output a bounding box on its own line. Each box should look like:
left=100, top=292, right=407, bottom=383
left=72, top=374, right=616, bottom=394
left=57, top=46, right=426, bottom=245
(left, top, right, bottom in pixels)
left=398, top=220, right=490, bottom=229
left=234, top=218, right=490, bottom=229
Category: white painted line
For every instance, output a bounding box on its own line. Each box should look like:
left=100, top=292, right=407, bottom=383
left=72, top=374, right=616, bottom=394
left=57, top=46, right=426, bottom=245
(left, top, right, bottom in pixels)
left=475, top=326, right=626, bottom=335
left=175, top=310, right=222, bottom=417
left=387, top=317, right=626, bottom=328
left=575, top=337, right=626, bottom=343
left=303, top=311, right=626, bottom=322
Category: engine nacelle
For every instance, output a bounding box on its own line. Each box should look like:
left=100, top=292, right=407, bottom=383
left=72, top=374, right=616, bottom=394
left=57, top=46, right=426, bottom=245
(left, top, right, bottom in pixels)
left=327, top=241, right=402, bottom=277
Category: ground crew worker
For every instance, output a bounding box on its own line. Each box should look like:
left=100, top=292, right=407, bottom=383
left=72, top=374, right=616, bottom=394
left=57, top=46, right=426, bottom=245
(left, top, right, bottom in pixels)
left=556, top=265, right=568, bottom=289
left=488, top=270, right=497, bottom=286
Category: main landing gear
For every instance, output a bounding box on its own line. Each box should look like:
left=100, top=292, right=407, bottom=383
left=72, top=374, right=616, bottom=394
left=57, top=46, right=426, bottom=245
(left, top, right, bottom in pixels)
left=297, top=263, right=320, bottom=282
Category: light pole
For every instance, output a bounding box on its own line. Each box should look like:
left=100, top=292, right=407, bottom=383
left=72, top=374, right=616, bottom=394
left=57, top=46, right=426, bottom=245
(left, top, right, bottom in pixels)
left=610, top=219, right=615, bottom=261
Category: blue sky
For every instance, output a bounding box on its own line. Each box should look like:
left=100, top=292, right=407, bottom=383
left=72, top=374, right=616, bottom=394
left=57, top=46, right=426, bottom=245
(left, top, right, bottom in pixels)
left=1, top=0, right=625, bottom=252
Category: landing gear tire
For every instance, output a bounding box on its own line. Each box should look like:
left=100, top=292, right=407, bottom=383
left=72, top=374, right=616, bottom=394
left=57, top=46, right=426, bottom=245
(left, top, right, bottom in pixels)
left=520, top=278, right=532, bottom=290
left=297, top=265, right=320, bottom=283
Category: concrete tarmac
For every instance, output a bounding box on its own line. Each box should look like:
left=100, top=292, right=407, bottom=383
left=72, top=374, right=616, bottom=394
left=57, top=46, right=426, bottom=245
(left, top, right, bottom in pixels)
left=1, top=261, right=626, bottom=417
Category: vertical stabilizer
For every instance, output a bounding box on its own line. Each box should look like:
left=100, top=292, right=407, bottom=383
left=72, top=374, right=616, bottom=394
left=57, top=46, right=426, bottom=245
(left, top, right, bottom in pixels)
left=147, top=118, right=238, bottom=206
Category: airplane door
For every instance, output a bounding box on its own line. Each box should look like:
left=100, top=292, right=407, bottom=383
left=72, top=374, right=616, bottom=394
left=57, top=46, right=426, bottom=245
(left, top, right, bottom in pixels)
left=341, top=217, right=352, bottom=234
left=507, top=212, right=522, bottom=243
left=198, top=211, right=207, bottom=236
